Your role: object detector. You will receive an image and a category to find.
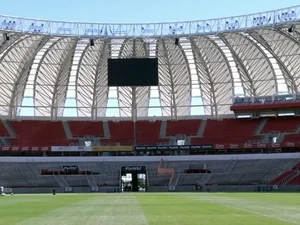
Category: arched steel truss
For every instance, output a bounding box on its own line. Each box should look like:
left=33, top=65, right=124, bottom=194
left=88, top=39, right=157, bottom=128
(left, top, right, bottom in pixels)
left=0, top=13, right=300, bottom=119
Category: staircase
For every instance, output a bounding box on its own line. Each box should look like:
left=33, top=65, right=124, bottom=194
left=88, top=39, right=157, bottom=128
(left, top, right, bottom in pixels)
left=157, top=159, right=175, bottom=187
left=0, top=137, right=9, bottom=146
left=2, top=120, right=16, bottom=138
left=62, top=121, right=72, bottom=139
left=294, top=125, right=300, bottom=134
left=160, top=121, right=167, bottom=138
left=200, top=173, right=213, bottom=184
left=197, top=120, right=207, bottom=137
left=53, top=175, right=70, bottom=188
left=169, top=170, right=180, bottom=187
left=254, top=118, right=267, bottom=135
left=86, top=173, right=97, bottom=187
left=102, top=121, right=110, bottom=139
left=280, top=171, right=297, bottom=185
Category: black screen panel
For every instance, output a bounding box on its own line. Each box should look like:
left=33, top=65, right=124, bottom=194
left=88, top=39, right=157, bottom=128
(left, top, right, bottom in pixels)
left=108, top=58, right=158, bottom=87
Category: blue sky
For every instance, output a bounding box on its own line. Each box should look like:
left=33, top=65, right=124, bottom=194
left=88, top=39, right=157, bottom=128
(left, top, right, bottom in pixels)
left=0, top=0, right=299, bottom=23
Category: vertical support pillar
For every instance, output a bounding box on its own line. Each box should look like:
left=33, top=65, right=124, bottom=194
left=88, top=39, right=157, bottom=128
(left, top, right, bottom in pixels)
left=132, top=87, right=137, bottom=146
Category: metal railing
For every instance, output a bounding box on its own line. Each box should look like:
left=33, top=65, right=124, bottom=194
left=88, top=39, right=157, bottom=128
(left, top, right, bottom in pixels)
left=0, top=5, right=299, bottom=38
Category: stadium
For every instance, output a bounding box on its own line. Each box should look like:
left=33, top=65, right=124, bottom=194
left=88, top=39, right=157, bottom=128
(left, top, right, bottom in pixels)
left=0, top=4, right=300, bottom=225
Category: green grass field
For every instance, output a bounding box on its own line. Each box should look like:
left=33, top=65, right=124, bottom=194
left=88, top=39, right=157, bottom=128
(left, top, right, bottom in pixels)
left=0, top=193, right=299, bottom=225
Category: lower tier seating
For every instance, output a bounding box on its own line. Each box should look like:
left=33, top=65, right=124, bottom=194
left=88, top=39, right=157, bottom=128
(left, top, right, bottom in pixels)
left=0, top=158, right=298, bottom=188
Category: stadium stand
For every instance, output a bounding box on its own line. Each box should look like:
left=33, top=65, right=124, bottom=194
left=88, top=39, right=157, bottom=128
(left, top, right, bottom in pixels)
left=0, top=122, right=9, bottom=136
left=192, top=119, right=261, bottom=144
left=165, top=120, right=201, bottom=136
left=136, top=120, right=168, bottom=145
left=0, top=157, right=299, bottom=189
left=101, top=121, right=134, bottom=145
left=261, top=117, right=300, bottom=134
left=68, top=121, right=105, bottom=138
left=8, top=121, right=71, bottom=146
left=1, top=117, right=300, bottom=147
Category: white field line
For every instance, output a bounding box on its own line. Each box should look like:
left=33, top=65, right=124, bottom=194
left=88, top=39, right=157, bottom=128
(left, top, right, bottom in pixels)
left=190, top=195, right=300, bottom=225
left=16, top=194, right=149, bottom=225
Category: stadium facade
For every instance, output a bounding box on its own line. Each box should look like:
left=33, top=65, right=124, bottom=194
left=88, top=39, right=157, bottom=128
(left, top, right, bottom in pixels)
left=0, top=6, right=299, bottom=120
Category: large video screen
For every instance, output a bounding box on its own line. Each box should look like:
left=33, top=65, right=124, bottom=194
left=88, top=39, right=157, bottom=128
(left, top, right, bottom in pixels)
left=108, top=58, right=158, bottom=87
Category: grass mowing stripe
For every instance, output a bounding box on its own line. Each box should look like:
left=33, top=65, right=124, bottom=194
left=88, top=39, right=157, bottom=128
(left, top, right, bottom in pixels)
left=13, top=194, right=148, bottom=225
left=137, top=194, right=291, bottom=225
left=188, top=195, right=298, bottom=225
left=0, top=194, right=95, bottom=225
left=1, top=193, right=299, bottom=225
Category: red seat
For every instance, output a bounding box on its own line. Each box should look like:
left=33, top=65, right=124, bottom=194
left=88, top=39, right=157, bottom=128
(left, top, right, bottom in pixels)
left=9, top=120, right=71, bottom=146
left=136, top=120, right=168, bottom=145
left=262, top=117, right=300, bottom=133
left=69, top=121, right=104, bottom=137
left=101, top=121, right=134, bottom=145
left=192, top=119, right=260, bottom=144
left=166, top=120, right=201, bottom=136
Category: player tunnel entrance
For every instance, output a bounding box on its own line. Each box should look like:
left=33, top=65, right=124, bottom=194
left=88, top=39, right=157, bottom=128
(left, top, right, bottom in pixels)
left=120, top=166, right=147, bottom=192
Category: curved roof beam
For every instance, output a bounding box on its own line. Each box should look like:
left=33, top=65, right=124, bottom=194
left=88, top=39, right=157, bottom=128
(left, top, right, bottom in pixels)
left=189, top=38, right=216, bottom=117
left=92, top=40, right=109, bottom=119
left=205, top=36, right=234, bottom=117
left=73, top=40, right=91, bottom=117
left=218, top=34, right=255, bottom=96
left=134, top=40, right=151, bottom=118
left=32, top=38, right=62, bottom=102
left=0, top=34, right=23, bottom=55
left=239, top=32, right=279, bottom=94
left=161, top=39, right=177, bottom=119
left=248, top=29, right=297, bottom=93
left=51, top=38, right=78, bottom=119
left=176, top=38, right=193, bottom=115
left=9, top=36, right=50, bottom=119
left=162, top=39, right=191, bottom=117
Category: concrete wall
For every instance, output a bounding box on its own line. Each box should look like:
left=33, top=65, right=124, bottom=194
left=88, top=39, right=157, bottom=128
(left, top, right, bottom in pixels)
left=0, top=152, right=300, bottom=163
left=6, top=185, right=300, bottom=194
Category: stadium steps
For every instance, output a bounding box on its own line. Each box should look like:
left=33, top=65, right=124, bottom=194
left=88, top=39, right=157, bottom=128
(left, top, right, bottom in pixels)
left=62, top=121, right=73, bottom=139
left=85, top=173, right=97, bottom=187
left=292, top=161, right=300, bottom=170
left=2, top=120, right=16, bottom=138
left=0, top=137, right=9, bottom=146
left=294, top=125, right=300, bottom=134
left=157, top=159, right=174, bottom=186
left=284, top=171, right=300, bottom=185
left=279, top=171, right=297, bottom=185
left=197, top=120, right=207, bottom=137
left=53, top=175, right=70, bottom=188
left=287, top=171, right=300, bottom=185
left=102, top=121, right=111, bottom=139
left=160, top=121, right=167, bottom=138
left=254, top=118, right=268, bottom=135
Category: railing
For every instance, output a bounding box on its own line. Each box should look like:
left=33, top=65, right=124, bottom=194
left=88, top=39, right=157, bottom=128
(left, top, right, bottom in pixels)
left=0, top=5, right=299, bottom=38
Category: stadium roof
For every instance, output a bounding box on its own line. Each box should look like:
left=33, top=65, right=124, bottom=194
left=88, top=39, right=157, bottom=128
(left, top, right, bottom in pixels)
left=0, top=5, right=299, bottom=120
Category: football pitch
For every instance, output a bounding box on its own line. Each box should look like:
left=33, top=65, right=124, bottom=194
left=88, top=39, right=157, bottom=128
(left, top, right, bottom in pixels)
left=0, top=193, right=300, bottom=225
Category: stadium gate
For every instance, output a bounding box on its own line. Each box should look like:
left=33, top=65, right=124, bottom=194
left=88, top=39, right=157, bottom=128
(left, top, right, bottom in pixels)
left=120, top=166, right=147, bottom=192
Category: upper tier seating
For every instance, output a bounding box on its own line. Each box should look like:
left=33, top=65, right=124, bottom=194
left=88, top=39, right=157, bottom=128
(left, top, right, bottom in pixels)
left=101, top=121, right=134, bottom=145
left=261, top=117, right=300, bottom=133
left=166, top=120, right=201, bottom=136
left=9, top=121, right=71, bottom=146
left=2, top=117, right=300, bottom=146
left=192, top=119, right=260, bottom=144
left=136, top=120, right=168, bottom=145
left=69, top=121, right=104, bottom=137
left=0, top=122, right=9, bottom=136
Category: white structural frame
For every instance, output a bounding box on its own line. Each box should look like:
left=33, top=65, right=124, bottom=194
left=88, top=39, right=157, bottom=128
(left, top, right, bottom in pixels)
left=0, top=5, right=299, bottom=38
left=0, top=6, right=300, bottom=120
